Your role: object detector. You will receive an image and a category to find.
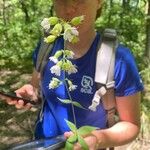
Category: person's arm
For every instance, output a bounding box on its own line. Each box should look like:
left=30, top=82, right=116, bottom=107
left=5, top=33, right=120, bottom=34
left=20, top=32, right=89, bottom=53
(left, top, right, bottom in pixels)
left=31, top=69, right=40, bottom=89
left=6, top=69, right=40, bottom=109
left=65, top=92, right=141, bottom=149
left=90, top=92, right=141, bottom=149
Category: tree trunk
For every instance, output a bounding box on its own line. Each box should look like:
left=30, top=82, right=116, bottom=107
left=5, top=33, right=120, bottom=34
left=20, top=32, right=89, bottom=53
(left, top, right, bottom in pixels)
left=19, top=0, right=30, bottom=23
left=2, top=0, right=9, bottom=41
left=107, top=0, right=113, bottom=25
left=145, top=0, right=150, bottom=59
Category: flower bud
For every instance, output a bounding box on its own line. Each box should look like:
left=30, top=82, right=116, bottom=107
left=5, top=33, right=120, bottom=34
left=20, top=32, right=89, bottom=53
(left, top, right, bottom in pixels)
left=49, top=17, right=59, bottom=25
left=50, top=23, right=62, bottom=36
left=70, top=15, right=84, bottom=26
left=63, top=23, right=71, bottom=31
left=55, top=50, right=63, bottom=58
left=61, top=61, right=69, bottom=71
left=64, top=50, right=74, bottom=59
left=57, top=60, right=63, bottom=67
left=44, top=35, right=56, bottom=43
left=71, top=36, right=79, bottom=43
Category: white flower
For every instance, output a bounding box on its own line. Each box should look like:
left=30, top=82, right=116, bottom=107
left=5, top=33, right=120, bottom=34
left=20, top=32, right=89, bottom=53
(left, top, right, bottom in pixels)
left=68, top=65, right=77, bottom=74
left=49, top=56, right=58, bottom=64
left=41, top=18, right=50, bottom=31
left=68, top=51, right=74, bottom=59
left=64, top=50, right=75, bottom=59
left=61, top=60, right=78, bottom=74
left=69, top=84, right=77, bottom=91
left=50, top=65, right=61, bottom=76
left=64, top=27, right=79, bottom=42
left=67, top=62, right=78, bottom=74
left=71, top=27, right=79, bottom=36
left=49, top=78, right=60, bottom=89
left=67, top=79, right=77, bottom=91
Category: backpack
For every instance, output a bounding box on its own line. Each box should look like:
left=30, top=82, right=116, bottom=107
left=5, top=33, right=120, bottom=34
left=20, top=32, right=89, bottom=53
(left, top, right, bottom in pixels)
left=35, top=28, right=118, bottom=150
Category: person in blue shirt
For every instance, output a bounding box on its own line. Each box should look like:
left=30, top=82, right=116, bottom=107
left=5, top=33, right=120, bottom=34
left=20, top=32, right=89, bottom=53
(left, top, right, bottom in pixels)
left=6, top=0, right=144, bottom=149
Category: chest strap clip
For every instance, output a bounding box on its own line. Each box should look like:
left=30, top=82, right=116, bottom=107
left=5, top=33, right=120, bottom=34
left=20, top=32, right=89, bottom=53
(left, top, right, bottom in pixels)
left=88, top=86, right=107, bottom=111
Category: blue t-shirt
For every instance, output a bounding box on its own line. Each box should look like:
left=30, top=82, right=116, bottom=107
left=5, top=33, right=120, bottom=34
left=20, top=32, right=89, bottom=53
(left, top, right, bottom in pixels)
left=33, top=33, right=144, bottom=139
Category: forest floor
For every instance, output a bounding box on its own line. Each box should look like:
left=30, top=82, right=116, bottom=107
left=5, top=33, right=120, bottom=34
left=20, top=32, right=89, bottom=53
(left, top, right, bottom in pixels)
left=0, top=69, right=150, bottom=150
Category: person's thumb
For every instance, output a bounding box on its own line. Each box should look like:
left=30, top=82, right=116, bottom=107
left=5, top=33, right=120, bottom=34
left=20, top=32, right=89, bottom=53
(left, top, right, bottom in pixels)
left=25, top=84, right=34, bottom=96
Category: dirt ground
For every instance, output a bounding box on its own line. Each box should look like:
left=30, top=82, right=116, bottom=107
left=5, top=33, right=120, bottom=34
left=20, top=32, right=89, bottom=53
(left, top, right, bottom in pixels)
left=0, top=69, right=150, bottom=150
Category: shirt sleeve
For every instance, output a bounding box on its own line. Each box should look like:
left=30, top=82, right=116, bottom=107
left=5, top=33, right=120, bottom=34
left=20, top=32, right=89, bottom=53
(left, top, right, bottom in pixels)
left=114, top=45, right=144, bottom=96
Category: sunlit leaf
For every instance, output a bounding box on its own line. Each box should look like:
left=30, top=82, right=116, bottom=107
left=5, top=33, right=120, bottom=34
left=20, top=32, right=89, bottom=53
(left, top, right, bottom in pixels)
left=77, top=126, right=98, bottom=136
left=65, top=141, right=74, bottom=150
left=65, top=120, right=77, bottom=132
left=78, top=135, right=89, bottom=150
left=72, top=101, right=87, bottom=110
left=67, top=134, right=78, bottom=143
left=57, top=98, right=72, bottom=104
left=58, top=98, right=87, bottom=110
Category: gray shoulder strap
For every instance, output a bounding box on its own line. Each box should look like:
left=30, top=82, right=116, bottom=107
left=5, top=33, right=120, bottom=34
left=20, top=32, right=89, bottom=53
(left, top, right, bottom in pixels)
left=99, top=29, right=118, bottom=128
left=95, top=28, right=117, bottom=86
left=34, top=37, right=53, bottom=122
left=36, top=37, right=53, bottom=75
left=89, top=29, right=118, bottom=129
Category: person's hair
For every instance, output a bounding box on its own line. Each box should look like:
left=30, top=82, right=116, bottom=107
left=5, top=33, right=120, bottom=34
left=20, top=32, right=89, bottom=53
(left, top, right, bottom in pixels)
left=96, top=7, right=102, bottom=19
left=96, top=0, right=104, bottom=19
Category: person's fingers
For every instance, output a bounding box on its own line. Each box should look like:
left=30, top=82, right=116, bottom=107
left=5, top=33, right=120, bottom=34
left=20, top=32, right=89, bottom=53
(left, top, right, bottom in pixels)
left=73, top=135, right=97, bottom=150
left=15, top=84, right=37, bottom=101
left=24, top=103, right=32, bottom=110
left=74, top=142, right=82, bottom=150
left=64, top=131, right=74, bottom=138
left=15, top=100, right=24, bottom=109
left=6, top=98, right=17, bottom=105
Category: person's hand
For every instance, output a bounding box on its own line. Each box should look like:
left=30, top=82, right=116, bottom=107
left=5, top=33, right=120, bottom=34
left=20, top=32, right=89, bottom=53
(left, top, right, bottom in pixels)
left=6, top=84, right=38, bottom=110
left=64, top=131, right=98, bottom=150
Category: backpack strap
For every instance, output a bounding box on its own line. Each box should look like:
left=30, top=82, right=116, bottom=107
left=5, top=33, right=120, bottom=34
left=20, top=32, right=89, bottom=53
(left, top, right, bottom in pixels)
left=36, top=37, right=53, bottom=75
left=89, top=29, right=118, bottom=128
left=34, top=37, right=54, bottom=121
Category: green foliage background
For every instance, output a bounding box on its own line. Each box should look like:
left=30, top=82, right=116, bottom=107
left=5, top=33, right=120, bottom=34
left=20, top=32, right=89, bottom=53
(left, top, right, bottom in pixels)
left=0, top=0, right=148, bottom=70
left=0, top=0, right=150, bottom=149
left=0, top=0, right=53, bottom=71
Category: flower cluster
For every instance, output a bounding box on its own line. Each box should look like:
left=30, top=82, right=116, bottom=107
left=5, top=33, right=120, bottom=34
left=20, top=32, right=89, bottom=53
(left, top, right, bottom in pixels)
left=41, top=16, right=84, bottom=92
left=49, top=59, right=78, bottom=76
left=49, top=50, right=77, bottom=91
left=41, top=15, right=84, bottom=44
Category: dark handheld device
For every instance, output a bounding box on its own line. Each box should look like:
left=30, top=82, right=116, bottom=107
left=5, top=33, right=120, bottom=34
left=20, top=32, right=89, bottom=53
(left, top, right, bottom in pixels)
left=8, top=134, right=66, bottom=150
left=0, top=91, right=38, bottom=105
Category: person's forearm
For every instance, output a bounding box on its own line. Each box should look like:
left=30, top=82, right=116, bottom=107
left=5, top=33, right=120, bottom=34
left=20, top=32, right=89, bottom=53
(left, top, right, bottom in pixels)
left=31, top=69, right=40, bottom=88
left=92, top=121, right=140, bottom=149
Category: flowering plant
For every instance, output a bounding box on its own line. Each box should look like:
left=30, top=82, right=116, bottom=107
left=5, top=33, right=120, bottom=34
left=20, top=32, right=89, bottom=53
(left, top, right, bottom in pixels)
left=41, top=16, right=97, bottom=150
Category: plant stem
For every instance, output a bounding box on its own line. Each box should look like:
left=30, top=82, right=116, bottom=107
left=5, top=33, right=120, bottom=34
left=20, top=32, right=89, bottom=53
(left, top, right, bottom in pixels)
left=64, top=80, right=77, bottom=127
left=63, top=43, right=77, bottom=127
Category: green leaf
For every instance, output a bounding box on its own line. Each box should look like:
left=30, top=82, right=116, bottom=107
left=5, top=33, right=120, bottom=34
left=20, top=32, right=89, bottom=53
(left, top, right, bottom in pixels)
left=77, top=126, right=98, bottom=136
left=72, top=101, right=87, bottom=110
left=57, top=98, right=87, bottom=110
left=65, top=141, right=74, bottom=150
left=65, top=120, right=77, bottom=132
left=57, top=98, right=72, bottom=104
left=78, top=135, right=89, bottom=150
left=67, top=134, right=78, bottom=143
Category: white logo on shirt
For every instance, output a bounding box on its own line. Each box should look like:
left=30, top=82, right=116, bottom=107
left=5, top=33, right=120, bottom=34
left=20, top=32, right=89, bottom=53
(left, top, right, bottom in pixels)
left=80, top=75, right=93, bottom=94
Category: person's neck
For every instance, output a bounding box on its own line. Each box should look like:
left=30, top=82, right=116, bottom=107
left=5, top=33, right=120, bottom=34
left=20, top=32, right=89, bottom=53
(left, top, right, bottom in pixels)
left=65, top=29, right=96, bottom=59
